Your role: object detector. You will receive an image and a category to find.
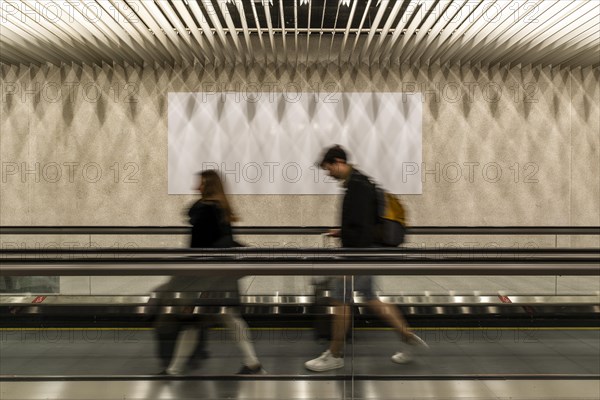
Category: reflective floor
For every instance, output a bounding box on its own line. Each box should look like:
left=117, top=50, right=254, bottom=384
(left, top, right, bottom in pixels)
left=1, top=328, right=598, bottom=377
left=2, top=327, right=598, bottom=399
left=1, top=379, right=599, bottom=400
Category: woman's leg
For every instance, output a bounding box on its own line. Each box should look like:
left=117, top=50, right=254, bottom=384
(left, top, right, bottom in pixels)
left=221, top=309, right=260, bottom=368
left=166, top=328, right=198, bottom=374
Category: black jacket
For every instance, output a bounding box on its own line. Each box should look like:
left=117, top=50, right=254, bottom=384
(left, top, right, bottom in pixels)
left=160, top=199, right=239, bottom=296
left=341, top=168, right=379, bottom=247
left=188, top=200, right=234, bottom=248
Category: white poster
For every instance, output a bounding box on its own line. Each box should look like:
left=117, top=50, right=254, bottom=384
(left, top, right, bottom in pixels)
left=168, top=92, right=422, bottom=194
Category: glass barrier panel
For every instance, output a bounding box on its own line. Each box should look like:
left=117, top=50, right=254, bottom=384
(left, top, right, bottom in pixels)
left=1, top=273, right=598, bottom=380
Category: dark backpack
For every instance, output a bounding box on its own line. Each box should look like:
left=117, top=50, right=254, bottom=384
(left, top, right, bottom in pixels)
left=373, top=185, right=407, bottom=246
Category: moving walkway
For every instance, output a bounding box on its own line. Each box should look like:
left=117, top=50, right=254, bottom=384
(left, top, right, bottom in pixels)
left=0, top=226, right=598, bottom=399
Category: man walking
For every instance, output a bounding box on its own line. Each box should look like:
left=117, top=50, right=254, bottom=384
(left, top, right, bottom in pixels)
left=305, top=145, right=428, bottom=372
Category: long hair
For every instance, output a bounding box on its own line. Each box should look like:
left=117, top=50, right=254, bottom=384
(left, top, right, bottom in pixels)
left=199, top=170, right=238, bottom=223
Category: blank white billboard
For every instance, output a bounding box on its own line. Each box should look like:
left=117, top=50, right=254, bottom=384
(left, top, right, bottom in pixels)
left=168, top=92, right=422, bottom=194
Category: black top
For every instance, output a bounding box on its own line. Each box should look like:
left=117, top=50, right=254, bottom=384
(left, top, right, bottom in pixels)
left=152, top=199, right=239, bottom=299
left=341, top=168, right=379, bottom=247
left=188, top=200, right=234, bottom=248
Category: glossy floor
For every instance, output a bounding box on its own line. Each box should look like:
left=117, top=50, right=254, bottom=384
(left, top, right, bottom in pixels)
left=0, top=328, right=598, bottom=377
left=1, top=379, right=599, bottom=400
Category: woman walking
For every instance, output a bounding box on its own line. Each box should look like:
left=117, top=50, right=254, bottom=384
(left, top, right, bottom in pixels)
left=164, top=170, right=264, bottom=375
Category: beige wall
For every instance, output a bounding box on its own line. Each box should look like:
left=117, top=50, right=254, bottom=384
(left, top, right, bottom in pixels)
left=1, top=63, right=598, bottom=249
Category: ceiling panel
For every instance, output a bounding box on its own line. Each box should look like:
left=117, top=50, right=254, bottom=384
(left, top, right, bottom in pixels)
left=0, top=0, right=598, bottom=68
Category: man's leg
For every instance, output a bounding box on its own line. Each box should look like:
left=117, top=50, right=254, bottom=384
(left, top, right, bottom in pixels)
left=367, top=298, right=429, bottom=364
left=330, top=303, right=352, bottom=357
left=304, top=278, right=351, bottom=371
left=367, top=299, right=412, bottom=340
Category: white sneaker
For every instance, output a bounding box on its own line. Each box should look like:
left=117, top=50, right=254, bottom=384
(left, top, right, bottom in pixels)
left=305, top=350, right=344, bottom=372
left=408, top=333, right=429, bottom=351
left=165, top=366, right=183, bottom=375
left=391, top=351, right=413, bottom=364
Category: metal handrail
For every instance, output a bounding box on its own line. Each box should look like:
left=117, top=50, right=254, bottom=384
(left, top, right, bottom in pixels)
left=1, top=264, right=597, bottom=276
left=1, top=226, right=599, bottom=235
left=1, top=247, right=599, bottom=255
left=0, top=249, right=600, bottom=276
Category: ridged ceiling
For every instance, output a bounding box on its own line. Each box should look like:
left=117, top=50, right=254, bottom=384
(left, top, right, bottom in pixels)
left=1, top=0, right=599, bottom=68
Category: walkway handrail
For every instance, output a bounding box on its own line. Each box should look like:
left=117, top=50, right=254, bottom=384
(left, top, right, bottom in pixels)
left=1, top=226, right=599, bottom=235
left=1, top=262, right=597, bottom=276
left=1, top=250, right=598, bottom=276
left=1, top=247, right=599, bottom=255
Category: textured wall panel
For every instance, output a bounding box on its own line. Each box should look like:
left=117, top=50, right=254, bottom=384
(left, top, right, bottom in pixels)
left=1, top=63, right=598, bottom=230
